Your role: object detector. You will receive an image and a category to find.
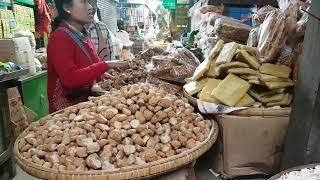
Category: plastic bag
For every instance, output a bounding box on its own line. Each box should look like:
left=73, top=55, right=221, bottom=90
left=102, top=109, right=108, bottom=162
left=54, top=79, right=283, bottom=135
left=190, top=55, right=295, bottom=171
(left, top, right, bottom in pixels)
left=247, top=26, right=260, bottom=47
left=277, top=0, right=290, bottom=9
left=213, top=17, right=252, bottom=43
left=252, top=5, right=277, bottom=25
left=115, top=30, right=134, bottom=47
left=276, top=45, right=294, bottom=67
left=140, top=47, right=164, bottom=63
left=147, top=48, right=200, bottom=83
left=258, top=10, right=288, bottom=63
left=189, top=0, right=202, bottom=31
left=15, top=30, right=36, bottom=53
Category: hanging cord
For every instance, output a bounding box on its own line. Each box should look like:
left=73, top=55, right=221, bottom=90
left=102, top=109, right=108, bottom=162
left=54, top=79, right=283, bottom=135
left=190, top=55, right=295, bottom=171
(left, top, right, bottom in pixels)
left=300, top=7, right=320, bottom=22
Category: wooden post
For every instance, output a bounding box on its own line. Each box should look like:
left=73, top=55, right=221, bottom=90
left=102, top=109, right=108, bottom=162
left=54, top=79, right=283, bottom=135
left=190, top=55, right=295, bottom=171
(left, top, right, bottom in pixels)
left=281, top=0, right=320, bottom=170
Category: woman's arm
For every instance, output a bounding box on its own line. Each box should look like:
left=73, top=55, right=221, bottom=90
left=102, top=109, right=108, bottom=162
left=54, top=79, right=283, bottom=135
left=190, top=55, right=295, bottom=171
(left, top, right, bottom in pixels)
left=48, top=32, right=108, bottom=89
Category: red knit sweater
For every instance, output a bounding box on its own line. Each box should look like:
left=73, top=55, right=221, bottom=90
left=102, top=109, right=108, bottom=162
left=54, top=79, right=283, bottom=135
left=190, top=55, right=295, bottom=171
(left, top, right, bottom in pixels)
left=47, top=22, right=108, bottom=113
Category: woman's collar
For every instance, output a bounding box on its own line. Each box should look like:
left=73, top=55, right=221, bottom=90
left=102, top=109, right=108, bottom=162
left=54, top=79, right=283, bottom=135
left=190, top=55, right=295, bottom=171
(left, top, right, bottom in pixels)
left=62, top=21, right=89, bottom=42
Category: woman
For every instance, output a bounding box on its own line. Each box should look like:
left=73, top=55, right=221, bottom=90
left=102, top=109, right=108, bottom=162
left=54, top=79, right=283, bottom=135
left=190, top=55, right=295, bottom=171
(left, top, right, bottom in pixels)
left=47, top=0, right=128, bottom=113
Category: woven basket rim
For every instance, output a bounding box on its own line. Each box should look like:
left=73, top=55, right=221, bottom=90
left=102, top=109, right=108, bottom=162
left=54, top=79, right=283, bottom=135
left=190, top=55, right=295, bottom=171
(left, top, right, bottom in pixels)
left=269, top=163, right=320, bottom=180
left=15, top=119, right=219, bottom=178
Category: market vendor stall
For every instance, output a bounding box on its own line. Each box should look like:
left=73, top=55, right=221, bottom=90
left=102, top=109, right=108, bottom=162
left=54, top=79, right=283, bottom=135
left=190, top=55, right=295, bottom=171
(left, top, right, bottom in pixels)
left=7, top=0, right=318, bottom=179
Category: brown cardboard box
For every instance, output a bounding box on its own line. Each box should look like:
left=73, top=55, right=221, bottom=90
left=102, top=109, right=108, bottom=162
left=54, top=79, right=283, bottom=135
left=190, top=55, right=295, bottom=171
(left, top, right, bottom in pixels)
left=212, top=115, right=289, bottom=178
left=7, top=87, right=35, bottom=139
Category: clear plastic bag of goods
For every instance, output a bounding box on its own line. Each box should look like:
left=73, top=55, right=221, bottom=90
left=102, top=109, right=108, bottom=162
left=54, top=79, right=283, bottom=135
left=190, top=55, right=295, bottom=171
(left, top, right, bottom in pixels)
left=140, top=47, right=164, bottom=63
left=15, top=30, right=36, bottom=53
left=252, top=5, right=277, bottom=25
left=199, top=5, right=224, bottom=14
left=247, top=26, right=261, bottom=47
left=189, top=1, right=202, bottom=31
left=23, top=51, right=36, bottom=75
left=258, top=10, right=288, bottom=63
left=199, top=12, right=213, bottom=31
left=171, top=47, right=200, bottom=67
left=203, top=37, right=219, bottom=59
left=147, top=48, right=200, bottom=83
left=276, top=45, right=294, bottom=67
left=284, top=0, right=309, bottom=34
left=213, top=17, right=252, bottom=43
left=208, top=12, right=226, bottom=28
left=258, top=0, right=308, bottom=63
left=277, top=0, right=290, bottom=9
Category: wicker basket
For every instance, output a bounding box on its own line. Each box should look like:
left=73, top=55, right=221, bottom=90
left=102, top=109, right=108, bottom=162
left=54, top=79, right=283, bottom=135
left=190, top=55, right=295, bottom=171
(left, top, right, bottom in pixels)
left=269, top=164, right=320, bottom=180
left=183, top=90, right=197, bottom=107
left=183, top=90, right=291, bottom=116
left=15, top=120, right=219, bottom=180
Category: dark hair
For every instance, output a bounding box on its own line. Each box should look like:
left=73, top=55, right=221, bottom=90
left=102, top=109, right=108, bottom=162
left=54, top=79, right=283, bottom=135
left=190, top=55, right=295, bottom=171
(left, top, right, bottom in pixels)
left=52, top=0, right=73, bottom=31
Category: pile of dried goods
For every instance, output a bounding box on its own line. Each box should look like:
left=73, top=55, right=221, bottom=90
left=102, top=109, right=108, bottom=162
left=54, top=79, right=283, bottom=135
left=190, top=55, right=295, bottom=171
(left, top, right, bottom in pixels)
left=184, top=40, right=294, bottom=108
left=18, top=83, right=212, bottom=171
left=99, top=67, right=147, bottom=91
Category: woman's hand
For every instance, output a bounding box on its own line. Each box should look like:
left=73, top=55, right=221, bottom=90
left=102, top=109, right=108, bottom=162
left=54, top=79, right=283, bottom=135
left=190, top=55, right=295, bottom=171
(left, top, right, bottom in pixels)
left=106, top=60, right=130, bottom=70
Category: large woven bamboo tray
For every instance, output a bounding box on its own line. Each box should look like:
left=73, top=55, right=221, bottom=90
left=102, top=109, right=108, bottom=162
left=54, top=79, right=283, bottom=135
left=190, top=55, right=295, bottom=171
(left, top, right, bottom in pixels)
left=14, top=117, right=219, bottom=180
left=269, top=163, right=320, bottom=180
left=183, top=90, right=291, bottom=116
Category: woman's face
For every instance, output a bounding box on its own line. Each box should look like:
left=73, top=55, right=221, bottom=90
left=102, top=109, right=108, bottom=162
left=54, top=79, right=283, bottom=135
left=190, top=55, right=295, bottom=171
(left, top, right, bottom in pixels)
left=67, top=0, right=94, bottom=25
